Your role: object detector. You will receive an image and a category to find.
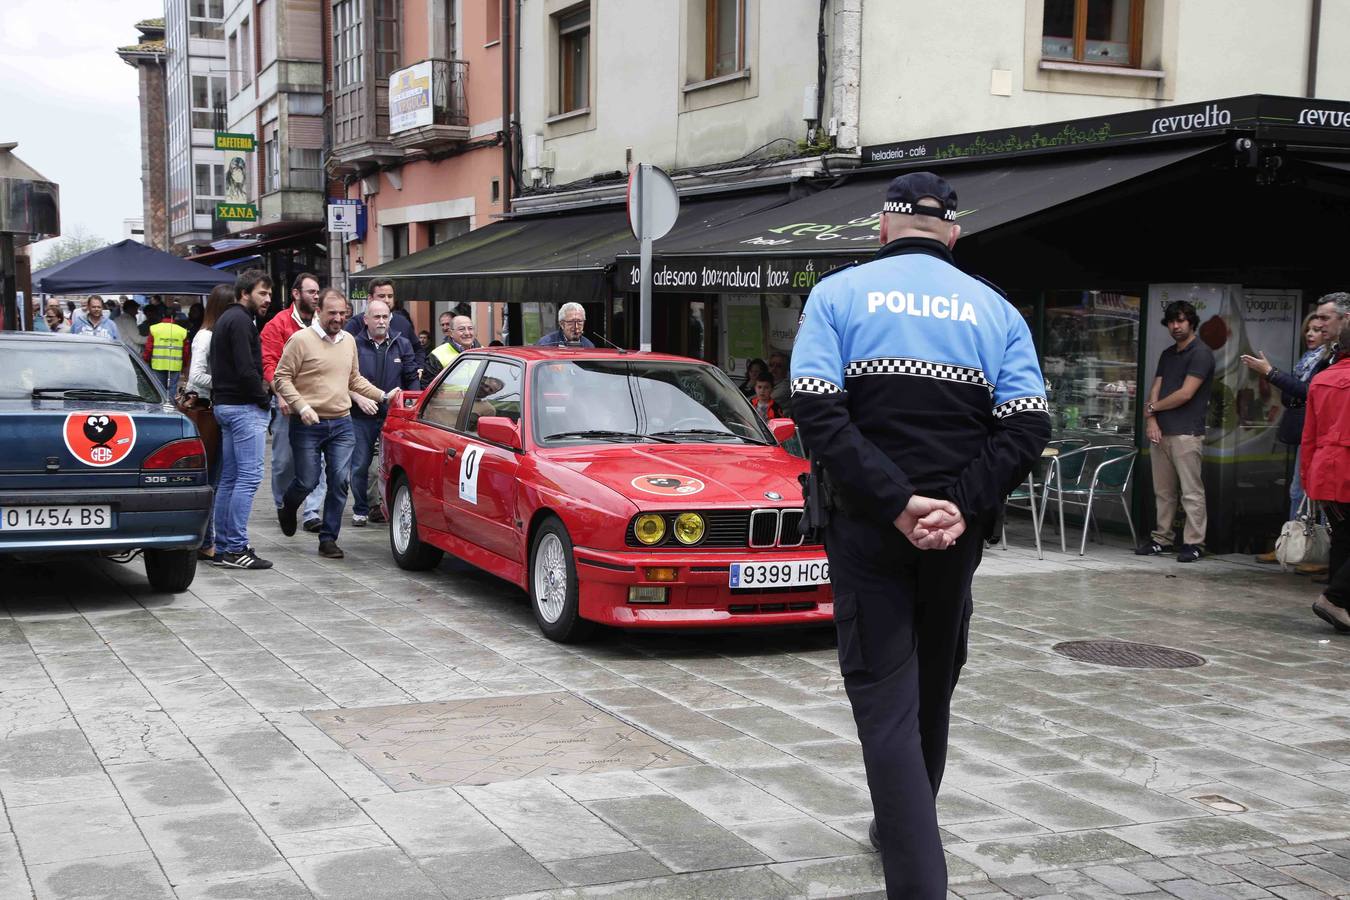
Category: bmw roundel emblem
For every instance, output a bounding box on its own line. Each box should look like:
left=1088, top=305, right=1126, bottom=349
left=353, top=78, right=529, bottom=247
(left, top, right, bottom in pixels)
left=765, top=491, right=782, bottom=500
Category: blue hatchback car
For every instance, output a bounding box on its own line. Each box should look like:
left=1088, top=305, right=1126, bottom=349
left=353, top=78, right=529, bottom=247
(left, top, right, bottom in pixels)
left=0, top=332, right=212, bottom=592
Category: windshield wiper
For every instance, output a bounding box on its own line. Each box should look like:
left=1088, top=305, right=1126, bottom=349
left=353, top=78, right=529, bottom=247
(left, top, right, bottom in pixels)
left=646, top=428, right=770, bottom=445
left=544, top=429, right=678, bottom=444
left=32, top=388, right=149, bottom=402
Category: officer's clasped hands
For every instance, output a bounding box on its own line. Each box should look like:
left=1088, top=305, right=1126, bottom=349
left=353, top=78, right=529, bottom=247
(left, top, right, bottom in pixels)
left=894, top=495, right=966, bottom=550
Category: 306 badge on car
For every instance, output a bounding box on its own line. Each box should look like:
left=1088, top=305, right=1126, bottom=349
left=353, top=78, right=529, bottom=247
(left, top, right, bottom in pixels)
left=730, top=559, right=830, bottom=589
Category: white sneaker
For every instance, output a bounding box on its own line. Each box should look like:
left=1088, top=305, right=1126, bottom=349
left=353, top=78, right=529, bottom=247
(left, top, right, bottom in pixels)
left=351, top=514, right=368, bottom=527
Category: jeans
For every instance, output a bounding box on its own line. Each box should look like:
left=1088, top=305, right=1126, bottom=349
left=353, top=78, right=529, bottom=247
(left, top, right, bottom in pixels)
left=213, top=404, right=268, bottom=554
left=202, top=445, right=221, bottom=551
left=285, top=416, right=355, bottom=544
left=350, top=415, right=385, bottom=517
left=270, top=399, right=324, bottom=520
left=154, top=369, right=181, bottom=397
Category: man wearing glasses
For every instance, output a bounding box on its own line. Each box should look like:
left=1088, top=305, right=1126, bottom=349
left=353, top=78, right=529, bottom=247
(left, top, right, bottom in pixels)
left=348, top=298, right=419, bottom=526
left=537, top=302, right=594, bottom=347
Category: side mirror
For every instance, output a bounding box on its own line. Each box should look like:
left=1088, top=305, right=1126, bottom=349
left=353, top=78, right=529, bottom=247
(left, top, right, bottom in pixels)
left=477, top=416, right=522, bottom=450
left=768, top=418, right=796, bottom=444
left=389, top=390, right=422, bottom=419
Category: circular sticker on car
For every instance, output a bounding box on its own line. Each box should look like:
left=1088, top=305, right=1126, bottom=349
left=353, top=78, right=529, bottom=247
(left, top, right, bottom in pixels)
left=63, top=412, right=137, bottom=467
left=630, top=474, right=705, bottom=496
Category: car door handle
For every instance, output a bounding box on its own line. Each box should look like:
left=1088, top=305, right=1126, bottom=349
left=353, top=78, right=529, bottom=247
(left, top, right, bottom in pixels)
left=444, top=447, right=457, bottom=459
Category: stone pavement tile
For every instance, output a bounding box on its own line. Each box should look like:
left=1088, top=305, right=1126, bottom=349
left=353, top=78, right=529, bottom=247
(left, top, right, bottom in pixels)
left=359, top=789, right=513, bottom=858
left=947, top=832, right=1150, bottom=878
left=769, top=852, right=887, bottom=896
left=419, top=846, right=560, bottom=898
left=586, top=794, right=768, bottom=873
left=74, top=707, right=200, bottom=767
left=1042, top=772, right=1208, bottom=824
left=940, top=748, right=1026, bottom=788
left=10, top=796, right=147, bottom=865
left=496, top=865, right=800, bottom=899
left=1108, top=818, right=1284, bottom=857
left=1224, top=861, right=1298, bottom=888
left=604, top=704, right=744, bottom=745
left=1154, top=747, right=1275, bottom=777
left=1264, top=886, right=1336, bottom=900
left=1235, top=808, right=1350, bottom=844
left=786, top=739, right=865, bottom=773
left=737, top=763, right=875, bottom=820
left=106, top=759, right=237, bottom=817
left=677, top=735, right=797, bottom=769
left=1081, top=863, right=1161, bottom=894
left=968, top=781, right=1131, bottom=831
left=642, top=677, right=759, bottom=711
left=271, top=825, right=394, bottom=859
left=1168, top=782, right=1292, bottom=816
left=940, top=788, right=1017, bottom=826
left=543, top=849, right=671, bottom=887
left=706, top=706, right=840, bottom=745
left=0, top=833, right=32, bottom=899
left=1155, top=879, right=1242, bottom=899
left=729, top=817, right=870, bottom=862
left=1245, top=848, right=1308, bottom=867
left=638, top=764, right=801, bottom=826
left=548, top=771, right=665, bottom=803
left=456, top=779, right=634, bottom=863
left=290, top=847, right=445, bottom=900
left=1182, top=730, right=1348, bottom=777
left=950, top=725, right=1087, bottom=776
left=1274, top=863, right=1350, bottom=896
left=171, top=871, right=317, bottom=899
left=27, top=850, right=174, bottom=900
left=1158, top=855, right=1245, bottom=884
left=137, top=810, right=289, bottom=884
left=263, top=713, right=394, bottom=799
left=1123, top=861, right=1189, bottom=881
left=1210, top=769, right=1350, bottom=809
left=0, top=771, right=120, bottom=809
left=784, top=703, right=865, bottom=741
left=944, top=817, right=1051, bottom=843
left=0, top=729, right=102, bottom=782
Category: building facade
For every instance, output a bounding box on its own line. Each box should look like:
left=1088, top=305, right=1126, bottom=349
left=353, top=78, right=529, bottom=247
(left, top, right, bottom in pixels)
left=117, top=19, right=170, bottom=252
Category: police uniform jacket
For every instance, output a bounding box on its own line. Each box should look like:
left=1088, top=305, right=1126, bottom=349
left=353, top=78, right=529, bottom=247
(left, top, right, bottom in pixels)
left=791, top=237, right=1051, bottom=530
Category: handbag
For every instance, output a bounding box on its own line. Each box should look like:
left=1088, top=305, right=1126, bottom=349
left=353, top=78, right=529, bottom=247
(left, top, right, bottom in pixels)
left=1275, top=497, right=1330, bottom=571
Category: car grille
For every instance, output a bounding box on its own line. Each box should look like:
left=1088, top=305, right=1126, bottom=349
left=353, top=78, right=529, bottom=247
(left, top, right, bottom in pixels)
left=729, top=598, right=820, bottom=614
left=626, top=508, right=821, bottom=549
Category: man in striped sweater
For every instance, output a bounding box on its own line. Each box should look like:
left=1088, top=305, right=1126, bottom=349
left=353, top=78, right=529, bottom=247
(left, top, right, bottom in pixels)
left=272, top=288, right=402, bottom=558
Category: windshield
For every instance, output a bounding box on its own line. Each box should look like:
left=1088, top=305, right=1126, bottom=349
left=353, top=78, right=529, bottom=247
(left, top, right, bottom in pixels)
left=532, top=360, right=770, bottom=445
left=0, top=341, right=162, bottom=402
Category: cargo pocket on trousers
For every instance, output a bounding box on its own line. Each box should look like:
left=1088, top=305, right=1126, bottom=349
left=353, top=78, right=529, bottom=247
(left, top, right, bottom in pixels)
left=833, top=592, right=868, bottom=676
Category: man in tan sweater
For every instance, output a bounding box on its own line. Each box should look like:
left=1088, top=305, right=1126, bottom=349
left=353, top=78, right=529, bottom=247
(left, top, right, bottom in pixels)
left=273, top=288, right=401, bottom=558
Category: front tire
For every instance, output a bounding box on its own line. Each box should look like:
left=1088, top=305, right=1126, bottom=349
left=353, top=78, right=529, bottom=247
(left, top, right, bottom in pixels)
left=389, top=476, right=443, bottom=570
left=529, top=517, right=594, bottom=643
left=144, top=548, right=197, bottom=592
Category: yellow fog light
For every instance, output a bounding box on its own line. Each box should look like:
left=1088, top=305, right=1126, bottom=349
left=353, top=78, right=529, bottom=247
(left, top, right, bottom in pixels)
left=644, top=567, right=678, bottom=582
left=628, top=586, right=669, bottom=604
left=634, top=513, right=666, bottom=545
left=673, top=512, right=705, bottom=545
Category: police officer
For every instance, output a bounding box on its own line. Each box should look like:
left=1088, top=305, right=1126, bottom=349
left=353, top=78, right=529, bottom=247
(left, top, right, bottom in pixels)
left=791, top=172, right=1050, bottom=898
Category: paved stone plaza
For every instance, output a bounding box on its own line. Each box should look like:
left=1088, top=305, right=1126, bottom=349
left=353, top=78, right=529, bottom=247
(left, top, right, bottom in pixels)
left=1, top=505, right=1347, bottom=899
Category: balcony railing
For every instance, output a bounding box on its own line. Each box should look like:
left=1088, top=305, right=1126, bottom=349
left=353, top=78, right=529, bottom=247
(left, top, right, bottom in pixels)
left=388, top=58, right=470, bottom=152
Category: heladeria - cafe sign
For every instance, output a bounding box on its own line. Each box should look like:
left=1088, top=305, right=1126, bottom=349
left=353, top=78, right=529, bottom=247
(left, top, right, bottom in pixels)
left=861, top=95, right=1350, bottom=168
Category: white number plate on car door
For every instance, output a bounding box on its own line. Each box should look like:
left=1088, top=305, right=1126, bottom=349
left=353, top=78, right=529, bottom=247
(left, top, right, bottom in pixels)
left=729, top=559, right=830, bottom=589
left=0, top=505, right=112, bottom=531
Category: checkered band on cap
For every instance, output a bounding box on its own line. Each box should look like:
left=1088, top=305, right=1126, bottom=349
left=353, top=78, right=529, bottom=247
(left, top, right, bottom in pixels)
left=882, top=201, right=957, bottom=222
left=844, top=357, right=991, bottom=391
left=993, top=396, right=1050, bottom=419
left=791, top=376, right=842, bottom=395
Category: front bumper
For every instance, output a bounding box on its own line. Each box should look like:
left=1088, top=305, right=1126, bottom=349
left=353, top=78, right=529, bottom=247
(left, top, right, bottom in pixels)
left=0, top=487, right=212, bottom=553
left=573, top=545, right=833, bottom=629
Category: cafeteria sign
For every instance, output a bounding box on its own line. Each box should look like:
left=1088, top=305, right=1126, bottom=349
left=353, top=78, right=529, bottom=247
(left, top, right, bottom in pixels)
left=214, top=132, right=256, bottom=152
left=216, top=202, right=258, bottom=222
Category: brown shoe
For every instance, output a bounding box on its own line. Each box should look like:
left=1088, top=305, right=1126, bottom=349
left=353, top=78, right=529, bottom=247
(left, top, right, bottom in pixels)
left=1297, top=564, right=1330, bottom=576
left=1255, top=551, right=1279, bottom=564
left=318, top=540, right=344, bottom=559
left=1312, top=595, right=1350, bottom=633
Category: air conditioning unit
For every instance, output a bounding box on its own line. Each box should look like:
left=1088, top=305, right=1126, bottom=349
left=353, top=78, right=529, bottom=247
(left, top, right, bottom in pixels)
left=538, top=149, right=556, bottom=173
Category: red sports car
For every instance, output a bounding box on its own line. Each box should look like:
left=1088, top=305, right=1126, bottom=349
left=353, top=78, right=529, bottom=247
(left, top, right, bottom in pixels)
left=380, top=347, right=833, bottom=642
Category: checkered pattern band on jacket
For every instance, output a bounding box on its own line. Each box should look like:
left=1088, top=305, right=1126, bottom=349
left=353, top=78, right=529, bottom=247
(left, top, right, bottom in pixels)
left=844, top=357, right=991, bottom=391
left=993, top=396, right=1050, bottom=419
left=791, top=376, right=842, bottom=395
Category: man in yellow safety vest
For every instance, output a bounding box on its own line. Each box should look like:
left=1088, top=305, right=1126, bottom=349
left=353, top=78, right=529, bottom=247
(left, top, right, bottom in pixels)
left=143, top=309, right=190, bottom=396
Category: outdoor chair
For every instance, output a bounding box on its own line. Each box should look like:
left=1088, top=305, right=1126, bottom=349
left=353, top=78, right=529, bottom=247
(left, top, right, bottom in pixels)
left=1041, top=444, right=1138, bottom=556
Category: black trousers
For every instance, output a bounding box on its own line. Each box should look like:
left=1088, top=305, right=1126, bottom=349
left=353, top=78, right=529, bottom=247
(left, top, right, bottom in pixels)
left=1326, top=502, right=1350, bottom=609
left=827, top=513, right=980, bottom=900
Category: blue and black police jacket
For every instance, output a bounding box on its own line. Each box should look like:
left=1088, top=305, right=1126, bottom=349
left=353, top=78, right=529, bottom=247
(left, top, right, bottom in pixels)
left=790, top=237, right=1051, bottom=528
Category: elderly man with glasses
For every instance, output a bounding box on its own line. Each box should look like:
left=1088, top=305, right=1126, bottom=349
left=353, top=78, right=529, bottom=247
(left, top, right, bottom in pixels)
left=537, top=302, right=594, bottom=347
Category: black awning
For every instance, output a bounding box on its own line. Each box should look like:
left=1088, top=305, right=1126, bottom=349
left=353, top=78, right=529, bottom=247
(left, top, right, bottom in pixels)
left=351, top=189, right=795, bottom=303
left=615, top=143, right=1221, bottom=294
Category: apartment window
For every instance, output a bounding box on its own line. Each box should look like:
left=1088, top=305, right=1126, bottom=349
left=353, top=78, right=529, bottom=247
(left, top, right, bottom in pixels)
left=191, top=75, right=227, bottom=129
left=227, top=31, right=238, bottom=93
left=557, top=6, right=590, bottom=114
left=193, top=163, right=225, bottom=215
left=264, top=137, right=280, bottom=192
left=486, top=0, right=500, bottom=43
left=240, top=18, right=253, bottom=86
left=188, top=0, right=225, bottom=39
left=1042, top=0, right=1143, bottom=67
left=705, top=0, right=744, bottom=79
left=289, top=149, right=324, bottom=190
left=373, top=0, right=400, bottom=78
left=259, top=0, right=277, bottom=66
left=334, top=0, right=364, bottom=89
left=386, top=224, right=409, bottom=260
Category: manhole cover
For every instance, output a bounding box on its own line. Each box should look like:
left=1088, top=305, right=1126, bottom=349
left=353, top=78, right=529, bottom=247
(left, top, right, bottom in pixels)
left=1052, top=640, right=1205, bottom=669
left=306, top=693, right=694, bottom=791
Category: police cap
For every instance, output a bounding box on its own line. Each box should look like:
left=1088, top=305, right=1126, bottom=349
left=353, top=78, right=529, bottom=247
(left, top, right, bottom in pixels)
left=883, top=172, right=958, bottom=222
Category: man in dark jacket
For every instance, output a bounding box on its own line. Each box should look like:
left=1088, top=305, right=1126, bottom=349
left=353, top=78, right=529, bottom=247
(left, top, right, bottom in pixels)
left=208, top=270, right=274, bottom=570
left=349, top=299, right=420, bottom=526
left=345, top=278, right=424, bottom=373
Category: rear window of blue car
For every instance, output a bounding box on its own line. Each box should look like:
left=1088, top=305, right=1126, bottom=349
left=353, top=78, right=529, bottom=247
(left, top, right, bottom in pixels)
left=0, top=339, right=161, bottom=401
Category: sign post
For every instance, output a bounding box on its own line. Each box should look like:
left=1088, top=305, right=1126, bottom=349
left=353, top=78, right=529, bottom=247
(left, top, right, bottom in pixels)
left=626, top=164, right=678, bottom=352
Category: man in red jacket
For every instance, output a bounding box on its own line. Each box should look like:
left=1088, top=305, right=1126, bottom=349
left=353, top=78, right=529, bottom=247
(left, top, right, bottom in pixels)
left=1301, top=292, right=1350, bottom=632
left=261, top=272, right=326, bottom=531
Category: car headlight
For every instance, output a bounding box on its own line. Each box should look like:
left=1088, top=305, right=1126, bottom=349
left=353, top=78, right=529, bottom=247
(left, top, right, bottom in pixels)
left=673, top=512, right=705, bottom=545
left=634, top=513, right=666, bottom=545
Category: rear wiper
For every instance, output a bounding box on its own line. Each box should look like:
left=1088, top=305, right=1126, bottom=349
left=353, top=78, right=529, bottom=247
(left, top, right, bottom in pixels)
left=33, top=388, right=149, bottom=402
left=545, top=429, right=677, bottom=443
left=647, top=428, right=769, bottom=445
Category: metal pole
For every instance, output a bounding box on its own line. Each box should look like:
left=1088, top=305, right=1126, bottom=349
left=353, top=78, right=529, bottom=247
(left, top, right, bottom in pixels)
left=0, top=235, right=17, bottom=332
left=637, top=165, right=652, bottom=352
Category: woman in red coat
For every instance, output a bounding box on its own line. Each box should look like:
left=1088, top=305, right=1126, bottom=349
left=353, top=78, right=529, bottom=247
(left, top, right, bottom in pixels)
left=1302, top=329, right=1350, bottom=633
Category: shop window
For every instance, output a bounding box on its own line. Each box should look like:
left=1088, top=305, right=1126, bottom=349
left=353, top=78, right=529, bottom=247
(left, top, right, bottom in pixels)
left=705, top=0, right=745, bottom=79
left=1042, top=0, right=1143, bottom=67
left=1041, top=290, right=1140, bottom=438
left=557, top=6, right=590, bottom=114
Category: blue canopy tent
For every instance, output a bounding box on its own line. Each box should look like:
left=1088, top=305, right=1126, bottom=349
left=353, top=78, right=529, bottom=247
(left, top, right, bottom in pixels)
left=32, top=240, right=227, bottom=296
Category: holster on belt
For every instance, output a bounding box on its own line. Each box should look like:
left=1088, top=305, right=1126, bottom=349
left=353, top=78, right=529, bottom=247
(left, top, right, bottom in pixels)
left=797, top=452, right=836, bottom=543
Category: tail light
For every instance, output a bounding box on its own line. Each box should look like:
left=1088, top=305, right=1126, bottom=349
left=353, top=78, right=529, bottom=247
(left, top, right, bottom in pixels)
left=142, top=438, right=206, bottom=470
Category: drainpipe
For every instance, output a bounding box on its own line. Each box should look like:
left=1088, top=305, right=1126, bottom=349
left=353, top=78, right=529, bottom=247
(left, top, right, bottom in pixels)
left=514, top=0, right=524, bottom=196
left=1306, top=0, right=1322, bottom=98
left=831, top=0, right=862, bottom=150
left=501, top=0, right=513, bottom=214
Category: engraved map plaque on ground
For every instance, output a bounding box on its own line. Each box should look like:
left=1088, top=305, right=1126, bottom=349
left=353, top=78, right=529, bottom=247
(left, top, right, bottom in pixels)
left=306, top=693, right=695, bottom=790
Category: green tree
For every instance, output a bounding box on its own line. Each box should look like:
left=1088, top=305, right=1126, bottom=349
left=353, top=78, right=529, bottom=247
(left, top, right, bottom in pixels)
left=34, top=226, right=109, bottom=271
